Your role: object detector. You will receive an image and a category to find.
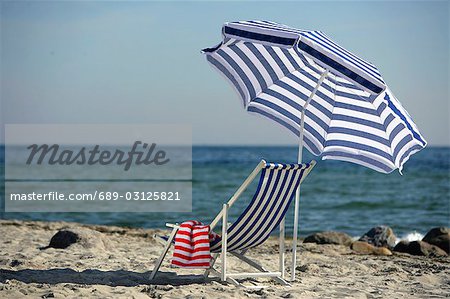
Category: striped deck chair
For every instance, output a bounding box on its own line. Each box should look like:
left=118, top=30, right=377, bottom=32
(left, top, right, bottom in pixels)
left=150, top=159, right=316, bottom=287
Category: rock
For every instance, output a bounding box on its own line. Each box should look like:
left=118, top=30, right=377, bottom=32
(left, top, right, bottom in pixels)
left=376, top=247, right=393, bottom=256
left=9, top=259, right=22, bottom=267
left=44, top=230, right=79, bottom=249
left=41, top=292, right=55, bottom=298
left=303, top=231, right=353, bottom=246
left=155, top=285, right=173, bottom=291
left=393, top=240, right=410, bottom=253
left=393, top=240, right=447, bottom=257
left=41, top=228, right=109, bottom=250
left=359, top=226, right=396, bottom=249
left=351, top=241, right=373, bottom=254
left=351, top=241, right=392, bottom=256
left=244, top=288, right=265, bottom=296
left=296, top=263, right=320, bottom=273
left=422, top=227, right=449, bottom=254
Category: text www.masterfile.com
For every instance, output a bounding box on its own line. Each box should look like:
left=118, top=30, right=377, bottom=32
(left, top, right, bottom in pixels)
left=9, top=191, right=182, bottom=201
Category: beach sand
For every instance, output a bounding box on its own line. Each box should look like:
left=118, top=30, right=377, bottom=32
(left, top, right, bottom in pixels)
left=0, top=220, right=448, bottom=298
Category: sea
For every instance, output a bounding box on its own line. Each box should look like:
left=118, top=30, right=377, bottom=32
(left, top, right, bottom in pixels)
left=1, top=146, right=449, bottom=240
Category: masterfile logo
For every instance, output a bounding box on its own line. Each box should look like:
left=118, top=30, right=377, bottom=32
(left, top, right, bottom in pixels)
left=4, top=124, right=192, bottom=213
left=26, top=141, right=170, bottom=171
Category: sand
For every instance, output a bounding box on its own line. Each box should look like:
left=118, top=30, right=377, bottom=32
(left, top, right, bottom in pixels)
left=0, top=219, right=449, bottom=298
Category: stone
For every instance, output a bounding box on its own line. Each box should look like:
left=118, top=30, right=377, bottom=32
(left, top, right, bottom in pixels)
left=303, top=231, right=353, bottom=246
left=351, top=241, right=375, bottom=254
left=41, top=228, right=109, bottom=250
left=9, top=259, right=22, bottom=267
left=376, top=247, right=393, bottom=256
left=44, top=230, right=79, bottom=249
left=393, top=240, right=410, bottom=253
left=393, top=240, right=447, bottom=257
left=422, top=227, right=449, bottom=254
left=359, top=226, right=396, bottom=249
left=296, top=263, right=320, bottom=273
left=351, top=241, right=392, bottom=256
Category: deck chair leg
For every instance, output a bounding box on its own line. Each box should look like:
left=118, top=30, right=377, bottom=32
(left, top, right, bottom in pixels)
left=209, top=267, right=241, bottom=287
left=150, top=226, right=178, bottom=280
left=221, top=203, right=229, bottom=282
left=204, top=253, right=219, bottom=278
left=230, top=252, right=291, bottom=286
left=279, top=217, right=285, bottom=279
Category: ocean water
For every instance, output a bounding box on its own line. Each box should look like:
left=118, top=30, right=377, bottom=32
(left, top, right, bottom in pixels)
left=1, top=146, right=449, bottom=238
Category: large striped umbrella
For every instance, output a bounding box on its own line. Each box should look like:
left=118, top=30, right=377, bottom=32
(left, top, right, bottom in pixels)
left=202, top=20, right=426, bottom=280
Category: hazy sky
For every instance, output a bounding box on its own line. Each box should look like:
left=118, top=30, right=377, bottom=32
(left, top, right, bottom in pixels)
left=1, top=1, right=449, bottom=145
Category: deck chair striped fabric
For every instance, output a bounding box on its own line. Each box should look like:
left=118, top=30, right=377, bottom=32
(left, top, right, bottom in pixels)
left=210, top=162, right=313, bottom=253
left=150, top=159, right=316, bottom=287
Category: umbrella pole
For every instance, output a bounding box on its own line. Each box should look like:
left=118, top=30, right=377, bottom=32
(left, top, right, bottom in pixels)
left=291, top=69, right=328, bottom=281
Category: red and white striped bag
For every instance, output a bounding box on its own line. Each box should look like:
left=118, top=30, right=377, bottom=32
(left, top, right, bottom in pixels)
left=171, top=220, right=219, bottom=268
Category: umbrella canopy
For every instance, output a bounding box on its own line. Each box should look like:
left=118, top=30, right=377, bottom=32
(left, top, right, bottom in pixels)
left=203, top=20, right=427, bottom=174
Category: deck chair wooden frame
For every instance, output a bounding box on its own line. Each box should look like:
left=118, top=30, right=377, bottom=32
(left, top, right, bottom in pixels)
left=150, top=159, right=316, bottom=287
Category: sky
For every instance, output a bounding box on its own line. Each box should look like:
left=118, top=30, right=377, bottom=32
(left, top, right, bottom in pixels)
left=1, top=1, right=449, bottom=145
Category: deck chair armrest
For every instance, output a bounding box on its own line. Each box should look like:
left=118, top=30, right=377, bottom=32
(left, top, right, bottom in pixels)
left=165, top=223, right=180, bottom=229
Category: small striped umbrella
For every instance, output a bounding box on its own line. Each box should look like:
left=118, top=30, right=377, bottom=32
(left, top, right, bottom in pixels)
left=202, top=20, right=426, bottom=280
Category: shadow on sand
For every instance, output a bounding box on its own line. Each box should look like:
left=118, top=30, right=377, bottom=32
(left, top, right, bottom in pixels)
left=0, top=268, right=213, bottom=287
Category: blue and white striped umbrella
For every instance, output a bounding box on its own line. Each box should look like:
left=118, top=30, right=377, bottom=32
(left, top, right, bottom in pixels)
left=203, top=20, right=427, bottom=281
left=203, top=20, right=427, bottom=174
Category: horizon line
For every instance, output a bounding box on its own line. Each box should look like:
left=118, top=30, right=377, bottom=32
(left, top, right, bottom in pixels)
left=0, top=143, right=449, bottom=148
